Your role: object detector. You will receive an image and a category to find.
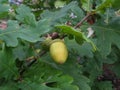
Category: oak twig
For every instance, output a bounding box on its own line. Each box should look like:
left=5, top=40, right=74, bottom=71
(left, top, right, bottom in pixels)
left=16, top=50, right=46, bottom=82
left=74, top=13, right=91, bottom=29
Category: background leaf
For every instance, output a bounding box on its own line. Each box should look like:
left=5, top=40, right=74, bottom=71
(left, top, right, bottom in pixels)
left=95, top=0, right=113, bottom=13
left=81, top=0, right=93, bottom=12
left=96, top=81, right=113, bottom=90
left=92, top=17, right=120, bottom=57
left=16, top=4, right=37, bottom=27
left=0, top=4, right=10, bottom=18
left=0, top=46, right=18, bottom=79
left=22, top=60, right=79, bottom=90
left=41, top=1, right=84, bottom=26
left=111, top=0, right=120, bottom=9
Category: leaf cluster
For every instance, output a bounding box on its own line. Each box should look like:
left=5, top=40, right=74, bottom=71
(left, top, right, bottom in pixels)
left=0, top=0, right=120, bottom=90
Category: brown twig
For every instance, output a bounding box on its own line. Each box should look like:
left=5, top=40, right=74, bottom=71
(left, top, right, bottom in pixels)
left=74, top=13, right=92, bottom=29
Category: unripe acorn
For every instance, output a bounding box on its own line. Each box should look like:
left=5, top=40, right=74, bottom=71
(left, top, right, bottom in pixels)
left=50, top=39, right=68, bottom=64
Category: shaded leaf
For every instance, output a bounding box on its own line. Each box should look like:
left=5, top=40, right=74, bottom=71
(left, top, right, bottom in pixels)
left=57, top=56, right=91, bottom=90
left=112, top=64, right=120, bottom=78
left=0, top=4, right=10, bottom=18
left=92, top=17, right=120, bottom=57
left=23, top=61, right=79, bottom=90
left=95, top=0, right=113, bottom=13
left=0, top=46, right=18, bottom=79
left=0, top=82, right=18, bottom=90
left=40, top=52, right=90, bottom=90
left=65, top=39, right=93, bottom=58
left=13, top=42, right=35, bottom=60
left=96, top=81, right=113, bottom=90
left=112, top=0, right=120, bottom=9
left=19, top=82, right=61, bottom=90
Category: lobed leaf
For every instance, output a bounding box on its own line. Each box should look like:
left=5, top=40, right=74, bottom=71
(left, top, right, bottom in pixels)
left=22, top=61, right=79, bottom=90
left=41, top=1, right=84, bottom=25
left=0, top=19, right=51, bottom=47
left=56, top=25, right=97, bottom=51
left=16, top=4, right=37, bottom=27
left=92, top=17, right=120, bottom=57
left=0, top=46, right=18, bottom=79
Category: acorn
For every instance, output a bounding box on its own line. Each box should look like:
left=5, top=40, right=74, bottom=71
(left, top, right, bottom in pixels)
left=49, top=39, right=68, bottom=64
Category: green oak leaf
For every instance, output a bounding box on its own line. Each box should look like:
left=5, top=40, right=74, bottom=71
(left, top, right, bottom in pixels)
left=0, top=4, right=10, bottom=18
left=0, top=45, right=18, bottom=79
left=23, top=61, right=79, bottom=90
left=16, top=4, right=37, bottom=27
left=92, top=17, right=120, bottom=57
left=41, top=1, right=84, bottom=25
left=54, top=0, right=66, bottom=8
left=95, top=0, right=113, bottom=13
left=0, top=19, right=51, bottom=47
left=57, top=56, right=91, bottom=90
left=0, top=82, right=18, bottom=90
left=40, top=53, right=91, bottom=90
left=96, top=81, right=113, bottom=90
left=81, top=0, right=93, bottom=12
left=65, top=38, right=93, bottom=58
left=112, top=63, right=120, bottom=78
left=112, top=0, right=120, bottom=9
left=56, top=25, right=97, bottom=51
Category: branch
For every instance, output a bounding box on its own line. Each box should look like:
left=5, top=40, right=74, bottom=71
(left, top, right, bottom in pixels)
left=18, top=50, right=46, bottom=79
left=74, top=13, right=91, bottom=29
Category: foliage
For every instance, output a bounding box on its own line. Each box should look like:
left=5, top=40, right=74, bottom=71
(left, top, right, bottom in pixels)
left=0, top=0, right=120, bottom=90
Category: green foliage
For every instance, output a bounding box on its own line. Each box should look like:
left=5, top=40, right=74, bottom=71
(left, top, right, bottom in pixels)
left=65, top=39, right=93, bottom=57
left=0, top=20, right=41, bottom=47
left=112, top=0, right=120, bottom=9
left=96, top=81, right=113, bottom=90
left=0, top=46, right=18, bottom=79
left=56, top=25, right=97, bottom=51
left=40, top=52, right=91, bottom=90
left=16, top=4, right=37, bottom=27
left=21, top=61, right=79, bottom=90
left=41, top=1, right=84, bottom=26
left=0, top=0, right=120, bottom=90
left=81, top=0, right=93, bottom=12
left=92, top=16, right=120, bottom=57
left=95, top=0, right=113, bottom=13
left=0, top=4, right=10, bottom=18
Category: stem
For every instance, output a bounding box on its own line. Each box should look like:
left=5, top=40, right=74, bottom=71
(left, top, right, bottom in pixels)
left=18, top=50, right=46, bottom=80
left=74, top=13, right=91, bottom=29
left=38, top=50, right=47, bottom=57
